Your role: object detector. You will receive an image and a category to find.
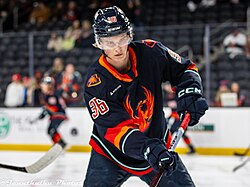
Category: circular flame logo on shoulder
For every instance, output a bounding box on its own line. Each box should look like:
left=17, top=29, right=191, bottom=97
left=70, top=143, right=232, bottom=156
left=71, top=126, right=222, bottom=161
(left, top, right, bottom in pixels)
left=87, top=74, right=101, bottom=87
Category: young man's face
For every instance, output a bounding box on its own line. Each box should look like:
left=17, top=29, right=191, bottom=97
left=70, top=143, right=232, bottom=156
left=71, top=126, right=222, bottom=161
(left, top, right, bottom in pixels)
left=99, top=33, right=131, bottom=61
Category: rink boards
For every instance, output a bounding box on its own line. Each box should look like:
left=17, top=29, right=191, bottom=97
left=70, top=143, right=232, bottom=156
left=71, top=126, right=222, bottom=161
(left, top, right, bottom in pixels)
left=0, top=107, right=250, bottom=155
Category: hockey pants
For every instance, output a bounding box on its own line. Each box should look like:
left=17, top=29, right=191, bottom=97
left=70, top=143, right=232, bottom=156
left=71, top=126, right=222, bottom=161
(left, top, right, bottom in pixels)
left=83, top=149, right=195, bottom=187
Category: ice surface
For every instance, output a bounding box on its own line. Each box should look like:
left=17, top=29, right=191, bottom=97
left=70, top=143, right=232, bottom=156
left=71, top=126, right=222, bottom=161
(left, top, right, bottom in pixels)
left=0, top=151, right=249, bottom=187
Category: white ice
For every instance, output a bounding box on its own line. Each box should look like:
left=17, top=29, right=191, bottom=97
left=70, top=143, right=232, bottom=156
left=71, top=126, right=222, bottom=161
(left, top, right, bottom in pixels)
left=0, top=151, right=249, bottom=187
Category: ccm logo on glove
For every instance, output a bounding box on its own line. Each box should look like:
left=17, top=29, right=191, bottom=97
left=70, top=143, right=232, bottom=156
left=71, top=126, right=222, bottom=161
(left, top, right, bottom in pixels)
left=178, top=87, right=201, bottom=98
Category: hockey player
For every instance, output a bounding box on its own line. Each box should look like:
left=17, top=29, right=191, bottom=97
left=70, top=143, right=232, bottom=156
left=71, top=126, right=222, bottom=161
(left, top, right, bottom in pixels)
left=31, top=76, right=67, bottom=148
left=83, top=6, right=208, bottom=186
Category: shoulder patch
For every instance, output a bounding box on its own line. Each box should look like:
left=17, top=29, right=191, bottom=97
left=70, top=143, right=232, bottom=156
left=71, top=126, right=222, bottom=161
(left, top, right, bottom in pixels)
left=87, top=74, right=101, bottom=87
left=142, top=39, right=156, bottom=48
left=167, top=48, right=181, bottom=63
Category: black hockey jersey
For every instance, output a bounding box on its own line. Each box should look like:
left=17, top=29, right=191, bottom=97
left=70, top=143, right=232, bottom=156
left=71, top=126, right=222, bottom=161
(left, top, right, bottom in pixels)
left=84, top=40, right=201, bottom=175
left=39, top=91, right=67, bottom=120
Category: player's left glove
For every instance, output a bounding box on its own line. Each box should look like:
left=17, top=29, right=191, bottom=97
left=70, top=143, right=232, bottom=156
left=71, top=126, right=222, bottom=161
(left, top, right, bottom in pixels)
left=141, top=139, right=178, bottom=176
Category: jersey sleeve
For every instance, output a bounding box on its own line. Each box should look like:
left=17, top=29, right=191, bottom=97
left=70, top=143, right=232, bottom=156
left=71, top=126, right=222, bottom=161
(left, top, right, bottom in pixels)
left=148, top=41, right=203, bottom=99
left=84, top=73, right=149, bottom=160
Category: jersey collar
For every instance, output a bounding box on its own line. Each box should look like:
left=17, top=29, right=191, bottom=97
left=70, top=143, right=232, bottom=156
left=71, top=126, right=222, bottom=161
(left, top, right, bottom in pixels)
left=99, top=47, right=138, bottom=82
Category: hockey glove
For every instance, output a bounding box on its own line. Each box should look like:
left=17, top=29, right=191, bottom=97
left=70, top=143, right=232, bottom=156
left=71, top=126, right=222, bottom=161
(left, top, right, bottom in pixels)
left=175, top=68, right=209, bottom=126
left=142, top=139, right=178, bottom=176
left=177, top=95, right=208, bottom=126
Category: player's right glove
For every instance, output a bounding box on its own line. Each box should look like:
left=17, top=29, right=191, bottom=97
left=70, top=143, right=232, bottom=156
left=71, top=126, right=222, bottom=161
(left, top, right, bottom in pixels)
left=141, top=139, right=178, bottom=176
left=177, top=95, right=208, bottom=126
left=176, top=74, right=209, bottom=126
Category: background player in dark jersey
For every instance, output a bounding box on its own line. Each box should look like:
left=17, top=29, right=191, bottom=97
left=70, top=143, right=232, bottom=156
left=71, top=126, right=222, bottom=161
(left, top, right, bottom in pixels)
left=31, top=76, right=68, bottom=149
left=163, top=83, right=196, bottom=154
left=83, top=6, right=208, bottom=187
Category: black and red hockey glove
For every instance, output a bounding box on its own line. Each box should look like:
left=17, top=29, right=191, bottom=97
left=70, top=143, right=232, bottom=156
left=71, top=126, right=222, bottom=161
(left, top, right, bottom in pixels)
left=142, top=139, right=178, bottom=176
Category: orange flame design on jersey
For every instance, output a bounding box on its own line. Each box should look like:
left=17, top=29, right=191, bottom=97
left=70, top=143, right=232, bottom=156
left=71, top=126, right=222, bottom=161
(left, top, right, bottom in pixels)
left=124, top=86, right=154, bottom=132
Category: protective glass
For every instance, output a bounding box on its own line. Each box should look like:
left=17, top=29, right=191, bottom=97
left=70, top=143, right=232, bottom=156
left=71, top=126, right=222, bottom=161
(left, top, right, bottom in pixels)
left=99, top=34, right=131, bottom=50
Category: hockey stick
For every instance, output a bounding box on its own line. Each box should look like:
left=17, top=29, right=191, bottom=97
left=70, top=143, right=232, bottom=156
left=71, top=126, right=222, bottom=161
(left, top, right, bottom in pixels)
left=234, top=143, right=250, bottom=157
left=0, top=143, right=63, bottom=173
left=150, top=112, right=190, bottom=187
left=233, top=156, right=250, bottom=172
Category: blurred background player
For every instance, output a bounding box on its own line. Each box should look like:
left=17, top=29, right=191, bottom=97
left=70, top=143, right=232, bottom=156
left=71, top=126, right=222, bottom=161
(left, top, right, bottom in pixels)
left=163, top=83, right=196, bottom=154
left=31, top=76, right=68, bottom=149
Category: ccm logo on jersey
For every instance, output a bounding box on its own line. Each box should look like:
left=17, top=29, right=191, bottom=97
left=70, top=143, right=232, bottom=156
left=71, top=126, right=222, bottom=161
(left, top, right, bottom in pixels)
left=167, top=48, right=181, bottom=63
left=178, top=87, right=201, bottom=98
left=89, top=97, right=109, bottom=119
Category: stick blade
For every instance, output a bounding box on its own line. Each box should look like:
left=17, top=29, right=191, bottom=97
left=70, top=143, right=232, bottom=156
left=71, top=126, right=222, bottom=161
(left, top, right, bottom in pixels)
left=25, top=143, right=63, bottom=173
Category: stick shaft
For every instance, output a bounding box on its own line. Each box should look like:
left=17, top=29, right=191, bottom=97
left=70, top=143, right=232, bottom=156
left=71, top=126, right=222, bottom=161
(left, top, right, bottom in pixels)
left=169, top=113, right=190, bottom=151
left=233, top=157, right=250, bottom=172
left=0, top=164, right=27, bottom=172
left=150, top=113, right=190, bottom=187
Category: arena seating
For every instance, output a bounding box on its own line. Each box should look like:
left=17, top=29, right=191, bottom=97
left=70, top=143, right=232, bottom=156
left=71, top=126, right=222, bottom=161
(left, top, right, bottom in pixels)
left=0, top=0, right=249, bottom=106
left=141, top=0, right=248, bottom=26
left=200, top=54, right=250, bottom=105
